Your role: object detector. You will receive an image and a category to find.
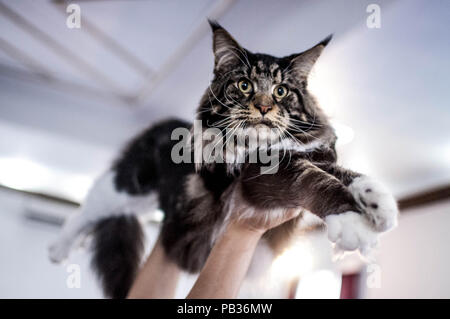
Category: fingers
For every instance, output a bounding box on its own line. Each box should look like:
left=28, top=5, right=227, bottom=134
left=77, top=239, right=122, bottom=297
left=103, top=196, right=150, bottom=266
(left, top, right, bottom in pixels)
left=285, top=208, right=302, bottom=220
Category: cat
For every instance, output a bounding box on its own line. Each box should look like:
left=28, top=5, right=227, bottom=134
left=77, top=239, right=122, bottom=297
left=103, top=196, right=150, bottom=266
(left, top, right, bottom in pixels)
left=49, top=21, right=398, bottom=298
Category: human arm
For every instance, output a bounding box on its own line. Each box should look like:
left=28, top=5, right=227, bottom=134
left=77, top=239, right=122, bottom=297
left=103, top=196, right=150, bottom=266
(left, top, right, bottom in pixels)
left=186, top=223, right=262, bottom=299
left=187, top=184, right=300, bottom=299
left=128, top=183, right=299, bottom=299
left=127, top=236, right=181, bottom=299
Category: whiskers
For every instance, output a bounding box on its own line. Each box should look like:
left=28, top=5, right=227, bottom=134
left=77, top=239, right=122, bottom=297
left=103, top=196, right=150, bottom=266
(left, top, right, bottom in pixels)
left=272, top=113, right=322, bottom=142
left=203, top=118, right=248, bottom=164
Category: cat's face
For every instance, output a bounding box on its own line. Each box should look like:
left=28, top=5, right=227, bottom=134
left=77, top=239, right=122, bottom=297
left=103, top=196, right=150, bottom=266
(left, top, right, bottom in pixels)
left=197, top=21, right=334, bottom=154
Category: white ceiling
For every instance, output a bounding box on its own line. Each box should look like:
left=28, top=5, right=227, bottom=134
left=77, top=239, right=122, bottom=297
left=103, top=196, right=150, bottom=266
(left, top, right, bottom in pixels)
left=0, top=0, right=449, bottom=202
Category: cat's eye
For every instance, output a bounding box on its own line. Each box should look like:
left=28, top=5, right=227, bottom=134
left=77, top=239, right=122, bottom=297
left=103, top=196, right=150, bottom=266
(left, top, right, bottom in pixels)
left=238, top=79, right=253, bottom=93
left=273, top=85, right=288, bottom=98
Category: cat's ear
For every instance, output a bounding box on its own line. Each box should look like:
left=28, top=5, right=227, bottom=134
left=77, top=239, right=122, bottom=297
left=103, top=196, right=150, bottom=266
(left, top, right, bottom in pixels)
left=208, top=19, right=246, bottom=71
left=287, top=34, right=333, bottom=80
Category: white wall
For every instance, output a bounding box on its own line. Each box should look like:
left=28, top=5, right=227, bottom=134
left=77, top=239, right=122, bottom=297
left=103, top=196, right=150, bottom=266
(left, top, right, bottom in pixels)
left=364, top=200, right=450, bottom=298
left=0, top=188, right=101, bottom=298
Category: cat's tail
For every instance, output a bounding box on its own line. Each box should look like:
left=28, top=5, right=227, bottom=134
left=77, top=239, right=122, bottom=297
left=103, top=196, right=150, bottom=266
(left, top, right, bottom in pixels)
left=91, top=214, right=145, bottom=299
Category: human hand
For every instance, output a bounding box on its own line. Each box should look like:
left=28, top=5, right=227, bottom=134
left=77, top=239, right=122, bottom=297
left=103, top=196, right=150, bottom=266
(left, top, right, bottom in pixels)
left=223, top=182, right=301, bottom=235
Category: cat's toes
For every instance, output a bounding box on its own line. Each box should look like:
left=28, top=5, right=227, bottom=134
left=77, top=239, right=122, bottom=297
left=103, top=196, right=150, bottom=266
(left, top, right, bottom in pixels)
left=325, top=211, right=379, bottom=253
left=48, top=241, right=70, bottom=264
left=349, top=176, right=398, bottom=232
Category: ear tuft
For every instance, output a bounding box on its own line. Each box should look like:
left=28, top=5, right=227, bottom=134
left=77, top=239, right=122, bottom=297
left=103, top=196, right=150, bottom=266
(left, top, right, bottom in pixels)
left=318, top=34, right=333, bottom=47
left=209, top=21, right=245, bottom=71
left=207, top=19, right=222, bottom=32
left=286, top=34, right=334, bottom=80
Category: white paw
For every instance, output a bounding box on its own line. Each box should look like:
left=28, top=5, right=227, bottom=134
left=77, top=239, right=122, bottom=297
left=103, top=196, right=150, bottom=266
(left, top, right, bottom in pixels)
left=325, top=211, right=379, bottom=254
left=48, top=241, right=70, bottom=264
left=349, top=176, right=398, bottom=232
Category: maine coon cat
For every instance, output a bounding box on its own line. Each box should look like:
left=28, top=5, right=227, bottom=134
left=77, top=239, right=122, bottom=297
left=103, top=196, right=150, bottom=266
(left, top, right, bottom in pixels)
left=49, top=21, right=398, bottom=298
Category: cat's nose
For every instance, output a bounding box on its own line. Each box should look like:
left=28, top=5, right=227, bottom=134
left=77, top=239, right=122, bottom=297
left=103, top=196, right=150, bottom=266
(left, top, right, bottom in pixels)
left=255, top=104, right=272, bottom=115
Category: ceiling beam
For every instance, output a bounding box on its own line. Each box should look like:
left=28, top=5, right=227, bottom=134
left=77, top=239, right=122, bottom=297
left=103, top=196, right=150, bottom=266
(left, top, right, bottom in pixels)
left=0, top=63, right=130, bottom=104
left=0, top=36, right=132, bottom=104
left=134, top=0, right=237, bottom=104
left=0, top=184, right=80, bottom=207
left=52, top=1, right=155, bottom=79
left=398, top=184, right=450, bottom=211
left=0, top=36, right=54, bottom=79
left=0, top=1, right=126, bottom=95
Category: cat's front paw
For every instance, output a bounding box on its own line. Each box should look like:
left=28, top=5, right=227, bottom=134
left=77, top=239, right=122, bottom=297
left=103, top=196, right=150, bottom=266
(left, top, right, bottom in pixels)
left=349, top=176, right=398, bottom=232
left=325, top=211, right=378, bottom=253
